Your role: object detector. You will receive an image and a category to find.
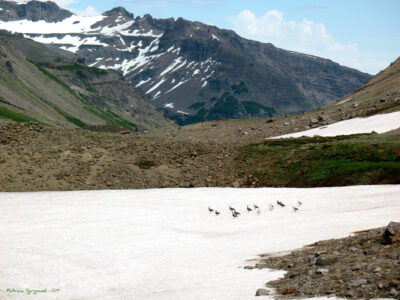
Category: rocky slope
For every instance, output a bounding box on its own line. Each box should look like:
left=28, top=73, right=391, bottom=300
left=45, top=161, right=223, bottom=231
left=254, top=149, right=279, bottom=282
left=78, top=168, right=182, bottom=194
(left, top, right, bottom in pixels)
left=0, top=33, right=174, bottom=130
left=251, top=226, right=400, bottom=299
left=0, top=1, right=372, bottom=124
left=0, top=55, right=399, bottom=192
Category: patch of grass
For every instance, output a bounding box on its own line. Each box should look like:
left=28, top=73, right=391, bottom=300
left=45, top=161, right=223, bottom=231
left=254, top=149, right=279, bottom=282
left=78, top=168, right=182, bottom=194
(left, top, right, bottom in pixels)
left=0, top=106, right=43, bottom=124
left=237, top=135, right=400, bottom=187
left=105, top=109, right=137, bottom=131
left=36, top=96, right=87, bottom=127
left=83, top=105, right=137, bottom=131
left=297, top=160, right=400, bottom=186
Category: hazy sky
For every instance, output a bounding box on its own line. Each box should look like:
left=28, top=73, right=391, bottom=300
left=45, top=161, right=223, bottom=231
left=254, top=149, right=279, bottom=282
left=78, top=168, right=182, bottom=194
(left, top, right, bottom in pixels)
left=16, top=0, right=400, bottom=74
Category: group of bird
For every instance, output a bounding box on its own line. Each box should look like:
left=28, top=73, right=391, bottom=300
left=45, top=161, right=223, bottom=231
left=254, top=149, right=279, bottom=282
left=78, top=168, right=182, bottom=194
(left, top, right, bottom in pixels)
left=208, top=200, right=302, bottom=218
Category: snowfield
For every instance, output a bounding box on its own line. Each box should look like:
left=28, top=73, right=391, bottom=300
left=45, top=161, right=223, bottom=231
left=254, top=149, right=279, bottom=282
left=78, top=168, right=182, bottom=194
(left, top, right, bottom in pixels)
left=271, top=110, right=400, bottom=139
left=1, top=186, right=399, bottom=299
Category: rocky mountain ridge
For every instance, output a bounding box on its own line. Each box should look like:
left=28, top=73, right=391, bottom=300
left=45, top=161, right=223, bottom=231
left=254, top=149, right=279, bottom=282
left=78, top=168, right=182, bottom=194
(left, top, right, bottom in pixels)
left=0, top=1, right=372, bottom=125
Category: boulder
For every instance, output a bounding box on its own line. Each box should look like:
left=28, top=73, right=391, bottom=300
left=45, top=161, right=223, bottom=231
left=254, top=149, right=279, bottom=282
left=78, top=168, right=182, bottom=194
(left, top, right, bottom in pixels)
left=382, top=221, right=400, bottom=244
left=255, top=288, right=270, bottom=296
left=349, top=279, right=367, bottom=288
left=318, top=115, right=328, bottom=122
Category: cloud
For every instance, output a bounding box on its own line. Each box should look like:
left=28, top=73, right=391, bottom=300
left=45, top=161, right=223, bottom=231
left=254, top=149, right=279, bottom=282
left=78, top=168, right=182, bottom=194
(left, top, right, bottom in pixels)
left=71, top=6, right=100, bottom=17
left=229, top=10, right=390, bottom=74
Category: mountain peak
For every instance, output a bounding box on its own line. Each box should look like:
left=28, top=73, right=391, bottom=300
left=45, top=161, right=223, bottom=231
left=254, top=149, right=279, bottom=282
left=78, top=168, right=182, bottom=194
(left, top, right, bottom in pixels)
left=0, top=0, right=72, bottom=22
left=103, top=6, right=133, bottom=19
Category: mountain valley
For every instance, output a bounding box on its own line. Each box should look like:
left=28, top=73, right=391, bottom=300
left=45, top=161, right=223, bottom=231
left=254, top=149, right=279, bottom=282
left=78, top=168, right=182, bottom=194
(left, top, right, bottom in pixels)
left=0, top=1, right=372, bottom=124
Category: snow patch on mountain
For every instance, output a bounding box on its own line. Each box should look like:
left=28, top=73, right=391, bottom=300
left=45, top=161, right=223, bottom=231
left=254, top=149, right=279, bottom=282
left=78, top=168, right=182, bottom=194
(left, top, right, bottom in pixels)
left=271, top=111, right=400, bottom=139
left=146, top=77, right=166, bottom=94
left=159, top=57, right=185, bottom=77
left=164, top=103, right=174, bottom=108
left=0, top=15, right=105, bottom=34
left=166, top=79, right=188, bottom=94
left=212, top=34, right=220, bottom=41
left=94, top=20, right=135, bottom=36
left=31, top=34, right=108, bottom=53
left=153, top=91, right=162, bottom=99
left=120, top=28, right=163, bottom=38
left=135, top=78, right=151, bottom=87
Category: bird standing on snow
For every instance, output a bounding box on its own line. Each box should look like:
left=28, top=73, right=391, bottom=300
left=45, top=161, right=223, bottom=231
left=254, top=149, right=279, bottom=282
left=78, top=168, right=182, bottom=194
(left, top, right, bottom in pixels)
left=232, top=211, right=239, bottom=218
left=292, top=206, right=299, bottom=212
left=247, top=205, right=253, bottom=212
left=215, top=210, right=220, bottom=216
left=229, top=206, right=236, bottom=212
left=297, top=200, right=302, bottom=206
left=208, top=207, right=214, bottom=213
left=253, top=204, right=259, bottom=210
left=277, top=200, right=285, bottom=207
left=268, top=204, right=274, bottom=211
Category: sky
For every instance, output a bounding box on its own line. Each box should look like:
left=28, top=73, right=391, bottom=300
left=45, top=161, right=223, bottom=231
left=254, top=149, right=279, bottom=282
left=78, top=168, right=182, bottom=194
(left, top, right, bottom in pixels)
left=14, top=0, right=400, bottom=75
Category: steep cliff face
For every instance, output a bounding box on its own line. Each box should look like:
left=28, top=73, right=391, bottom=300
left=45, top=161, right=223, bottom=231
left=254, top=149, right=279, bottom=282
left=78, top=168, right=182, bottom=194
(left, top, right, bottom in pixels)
left=0, top=1, right=372, bottom=125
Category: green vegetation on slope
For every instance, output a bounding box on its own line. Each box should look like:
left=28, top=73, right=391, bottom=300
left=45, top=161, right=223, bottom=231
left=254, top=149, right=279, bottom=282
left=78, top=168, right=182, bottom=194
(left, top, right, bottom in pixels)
left=26, top=59, right=137, bottom=130
left=26, top=58, right=80, bottom=99
left=237, top=134, right=400, bottom=187
left=0, top=106, right=43, bottom=124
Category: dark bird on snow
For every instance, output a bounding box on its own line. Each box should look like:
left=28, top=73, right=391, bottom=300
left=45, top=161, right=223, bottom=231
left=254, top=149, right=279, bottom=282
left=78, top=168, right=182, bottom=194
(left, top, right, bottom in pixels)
left=253, top=204, right=259, bottom=210
left=232, top=211, right=239, bottom=218
left=229, top=206, right=236, bottom=212
left=208, top=206, right=214, bottom=213
left=292, top=206, right=299, bottom=212
left=215, top=210, right=220, bottom=215
left=247, top=205, right=253, bottom=212
left=277, top=200, right=285, bottom=207
left=297, top=200, right=302, bottom=206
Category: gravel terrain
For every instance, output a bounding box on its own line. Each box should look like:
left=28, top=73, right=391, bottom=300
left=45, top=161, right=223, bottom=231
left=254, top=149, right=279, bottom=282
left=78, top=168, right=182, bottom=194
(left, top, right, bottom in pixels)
left=251, top=227, right=400, bottom=299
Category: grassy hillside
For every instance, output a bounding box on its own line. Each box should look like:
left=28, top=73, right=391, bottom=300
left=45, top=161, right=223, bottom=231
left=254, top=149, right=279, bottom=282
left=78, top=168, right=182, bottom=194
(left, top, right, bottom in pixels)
left=0, top=34, right=174, bottom=130
left=236, top=131, right=400, bottom=187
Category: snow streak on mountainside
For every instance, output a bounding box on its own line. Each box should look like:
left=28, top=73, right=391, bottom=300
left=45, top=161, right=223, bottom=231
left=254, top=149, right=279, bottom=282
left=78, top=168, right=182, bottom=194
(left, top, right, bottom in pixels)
left=0, top=1, right=372, bottom=125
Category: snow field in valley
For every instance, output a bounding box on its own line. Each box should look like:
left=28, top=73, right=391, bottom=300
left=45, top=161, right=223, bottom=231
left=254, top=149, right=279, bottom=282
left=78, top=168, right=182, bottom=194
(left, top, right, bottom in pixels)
left=271, top=111, right=400, bottom=139
left=1, top=186, right=399, bottom=299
